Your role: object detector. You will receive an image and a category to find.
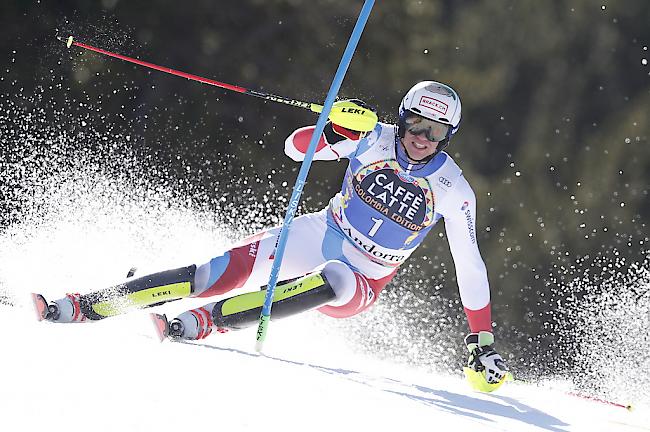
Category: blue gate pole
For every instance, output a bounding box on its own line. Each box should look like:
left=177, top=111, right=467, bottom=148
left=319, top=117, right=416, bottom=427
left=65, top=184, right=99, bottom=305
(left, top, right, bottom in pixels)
left=255, top=0, right=375, bottom=352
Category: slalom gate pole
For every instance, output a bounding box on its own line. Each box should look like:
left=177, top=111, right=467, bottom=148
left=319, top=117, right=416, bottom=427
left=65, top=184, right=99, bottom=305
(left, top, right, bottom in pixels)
left=62, top=36, right=325, bottom=114
left=254, top=0, right=375, bottom=353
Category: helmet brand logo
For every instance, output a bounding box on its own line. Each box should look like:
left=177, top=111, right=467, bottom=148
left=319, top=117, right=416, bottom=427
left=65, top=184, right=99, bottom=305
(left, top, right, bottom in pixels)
left=419, top=96, right=448, bottom=115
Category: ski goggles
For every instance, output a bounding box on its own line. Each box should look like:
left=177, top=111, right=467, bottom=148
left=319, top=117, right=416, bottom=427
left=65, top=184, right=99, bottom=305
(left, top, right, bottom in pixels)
left=404, top=114, right=450, bottom=142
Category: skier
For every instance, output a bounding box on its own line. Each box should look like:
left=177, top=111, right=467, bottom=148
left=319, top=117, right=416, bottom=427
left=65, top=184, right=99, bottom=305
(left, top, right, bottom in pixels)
left=33, top=81, right=509, bottom=390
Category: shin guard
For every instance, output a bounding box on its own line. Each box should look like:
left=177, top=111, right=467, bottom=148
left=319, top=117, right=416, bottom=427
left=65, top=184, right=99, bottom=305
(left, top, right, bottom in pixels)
left=80, top=265, right=196, bottom=320
left=212, top=272, right=335, bottom=331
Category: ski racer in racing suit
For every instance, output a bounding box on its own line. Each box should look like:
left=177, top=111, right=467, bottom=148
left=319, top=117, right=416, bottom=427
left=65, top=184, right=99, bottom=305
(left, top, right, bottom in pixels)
left=33, top=81, right=509, bottom=391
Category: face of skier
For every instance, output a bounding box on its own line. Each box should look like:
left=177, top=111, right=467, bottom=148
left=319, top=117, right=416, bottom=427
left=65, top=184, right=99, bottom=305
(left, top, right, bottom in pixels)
left=401, top=114, right=450, bottom=161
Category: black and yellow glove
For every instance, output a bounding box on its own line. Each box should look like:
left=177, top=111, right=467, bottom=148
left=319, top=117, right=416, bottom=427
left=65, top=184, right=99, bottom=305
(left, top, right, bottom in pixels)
left=463, top=331, right=510, bottom=392
left=324, top=99, right=378, bottom=144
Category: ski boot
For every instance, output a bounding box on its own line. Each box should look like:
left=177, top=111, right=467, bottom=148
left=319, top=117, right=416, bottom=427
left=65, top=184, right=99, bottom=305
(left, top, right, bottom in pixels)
left=31, top=293, right=60, bottom=321
left=150, top=306, right=222, bottom=342
left=150, top=313, right=187, bottom=342
left=31, top=293, right=88, bottom=323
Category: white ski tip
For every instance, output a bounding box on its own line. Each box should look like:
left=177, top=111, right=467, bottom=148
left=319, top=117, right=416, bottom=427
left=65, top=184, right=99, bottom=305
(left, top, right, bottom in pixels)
left=66, top=36, right=74, bottom=48
left=31, top=293, right=47, bottom=322
left=149, top=313, right=168, bottom=343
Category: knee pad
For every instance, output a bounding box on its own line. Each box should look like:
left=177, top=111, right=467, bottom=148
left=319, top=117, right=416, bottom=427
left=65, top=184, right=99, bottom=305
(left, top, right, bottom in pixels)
left=318, top=265, right=396, bottom=319
left=319, top=260, right=357, bottom=307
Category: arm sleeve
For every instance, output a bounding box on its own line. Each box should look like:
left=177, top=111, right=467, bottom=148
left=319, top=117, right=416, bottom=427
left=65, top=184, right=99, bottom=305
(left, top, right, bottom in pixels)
left=441, top=176, right=493, bottom=333
left=284, top=125, right=360, bottom=162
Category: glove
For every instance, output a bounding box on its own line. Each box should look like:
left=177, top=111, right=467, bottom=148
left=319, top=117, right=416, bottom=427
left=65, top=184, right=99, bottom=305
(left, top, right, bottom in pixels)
left=463, top=331, right=509, bottom=391
left=323, top=121, right=360, bottom=144
left=327, top=99, right=378, bottom=136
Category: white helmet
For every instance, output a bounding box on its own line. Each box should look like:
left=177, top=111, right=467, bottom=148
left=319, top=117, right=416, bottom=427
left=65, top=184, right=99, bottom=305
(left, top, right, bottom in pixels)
left=398, top=81, right=462, bottom=143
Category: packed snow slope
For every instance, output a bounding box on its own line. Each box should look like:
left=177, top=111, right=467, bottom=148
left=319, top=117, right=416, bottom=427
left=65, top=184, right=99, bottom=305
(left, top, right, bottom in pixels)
left=0, top=179, right=646, bottom=431
left=1, top=302, right=647, bottom=432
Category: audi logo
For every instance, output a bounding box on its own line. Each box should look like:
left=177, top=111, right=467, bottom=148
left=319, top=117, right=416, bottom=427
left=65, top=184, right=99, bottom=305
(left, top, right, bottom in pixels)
left=438, top=177, right=452, bottom=187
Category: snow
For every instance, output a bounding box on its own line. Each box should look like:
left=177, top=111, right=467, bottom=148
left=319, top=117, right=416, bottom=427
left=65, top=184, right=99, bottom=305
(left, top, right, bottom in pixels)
left=0, top=96, right=647, bottom=431
left=0, top=167, right=646, bottom=431
left=1, top=302, right=647, bottom=431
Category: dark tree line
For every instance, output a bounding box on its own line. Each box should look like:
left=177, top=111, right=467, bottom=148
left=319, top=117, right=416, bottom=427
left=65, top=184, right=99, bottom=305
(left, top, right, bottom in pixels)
left=1, top=1, right=648, bottom=371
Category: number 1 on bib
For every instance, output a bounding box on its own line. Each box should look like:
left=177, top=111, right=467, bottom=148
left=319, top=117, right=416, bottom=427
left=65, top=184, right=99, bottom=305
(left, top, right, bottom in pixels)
left=368, top=217, right=384, bottom=237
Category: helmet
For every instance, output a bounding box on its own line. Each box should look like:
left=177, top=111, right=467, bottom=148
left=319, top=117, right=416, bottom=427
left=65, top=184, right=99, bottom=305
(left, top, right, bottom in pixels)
left=397, top=81, right=462, bottom=156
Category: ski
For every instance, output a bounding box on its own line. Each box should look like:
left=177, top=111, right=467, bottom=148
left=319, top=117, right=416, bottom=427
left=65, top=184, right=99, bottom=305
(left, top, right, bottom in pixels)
left=31, top=293, right=50, bottom=321
left=150, top=313, right=170, bottom=342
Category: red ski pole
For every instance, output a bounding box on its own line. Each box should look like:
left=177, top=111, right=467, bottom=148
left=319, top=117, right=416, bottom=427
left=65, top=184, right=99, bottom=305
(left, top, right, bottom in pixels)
left=565, top=392, right=634, bottom=411
left=61, top=36, right=379, bottom=132
left=512, top=377, right=634, bottom=411
left=62, top=36, right=320, bottom=112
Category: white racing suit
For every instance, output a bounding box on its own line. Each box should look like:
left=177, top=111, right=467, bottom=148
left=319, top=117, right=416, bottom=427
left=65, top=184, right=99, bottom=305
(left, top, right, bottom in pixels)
left=52, top=122, right=492, bottom=335
left=188, top=122, right=492, bottom=330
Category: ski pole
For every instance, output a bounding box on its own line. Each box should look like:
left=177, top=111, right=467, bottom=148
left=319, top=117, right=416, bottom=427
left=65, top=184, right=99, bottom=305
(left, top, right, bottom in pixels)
left=254, top=0, right=375, bottom=353
left=62, top=35, right=378, bottom=131
left=565, top=392, right=634, bottom=411
left=63, top=36, right=324, bottom=114
left=512, top=378, right=634, bottom=411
